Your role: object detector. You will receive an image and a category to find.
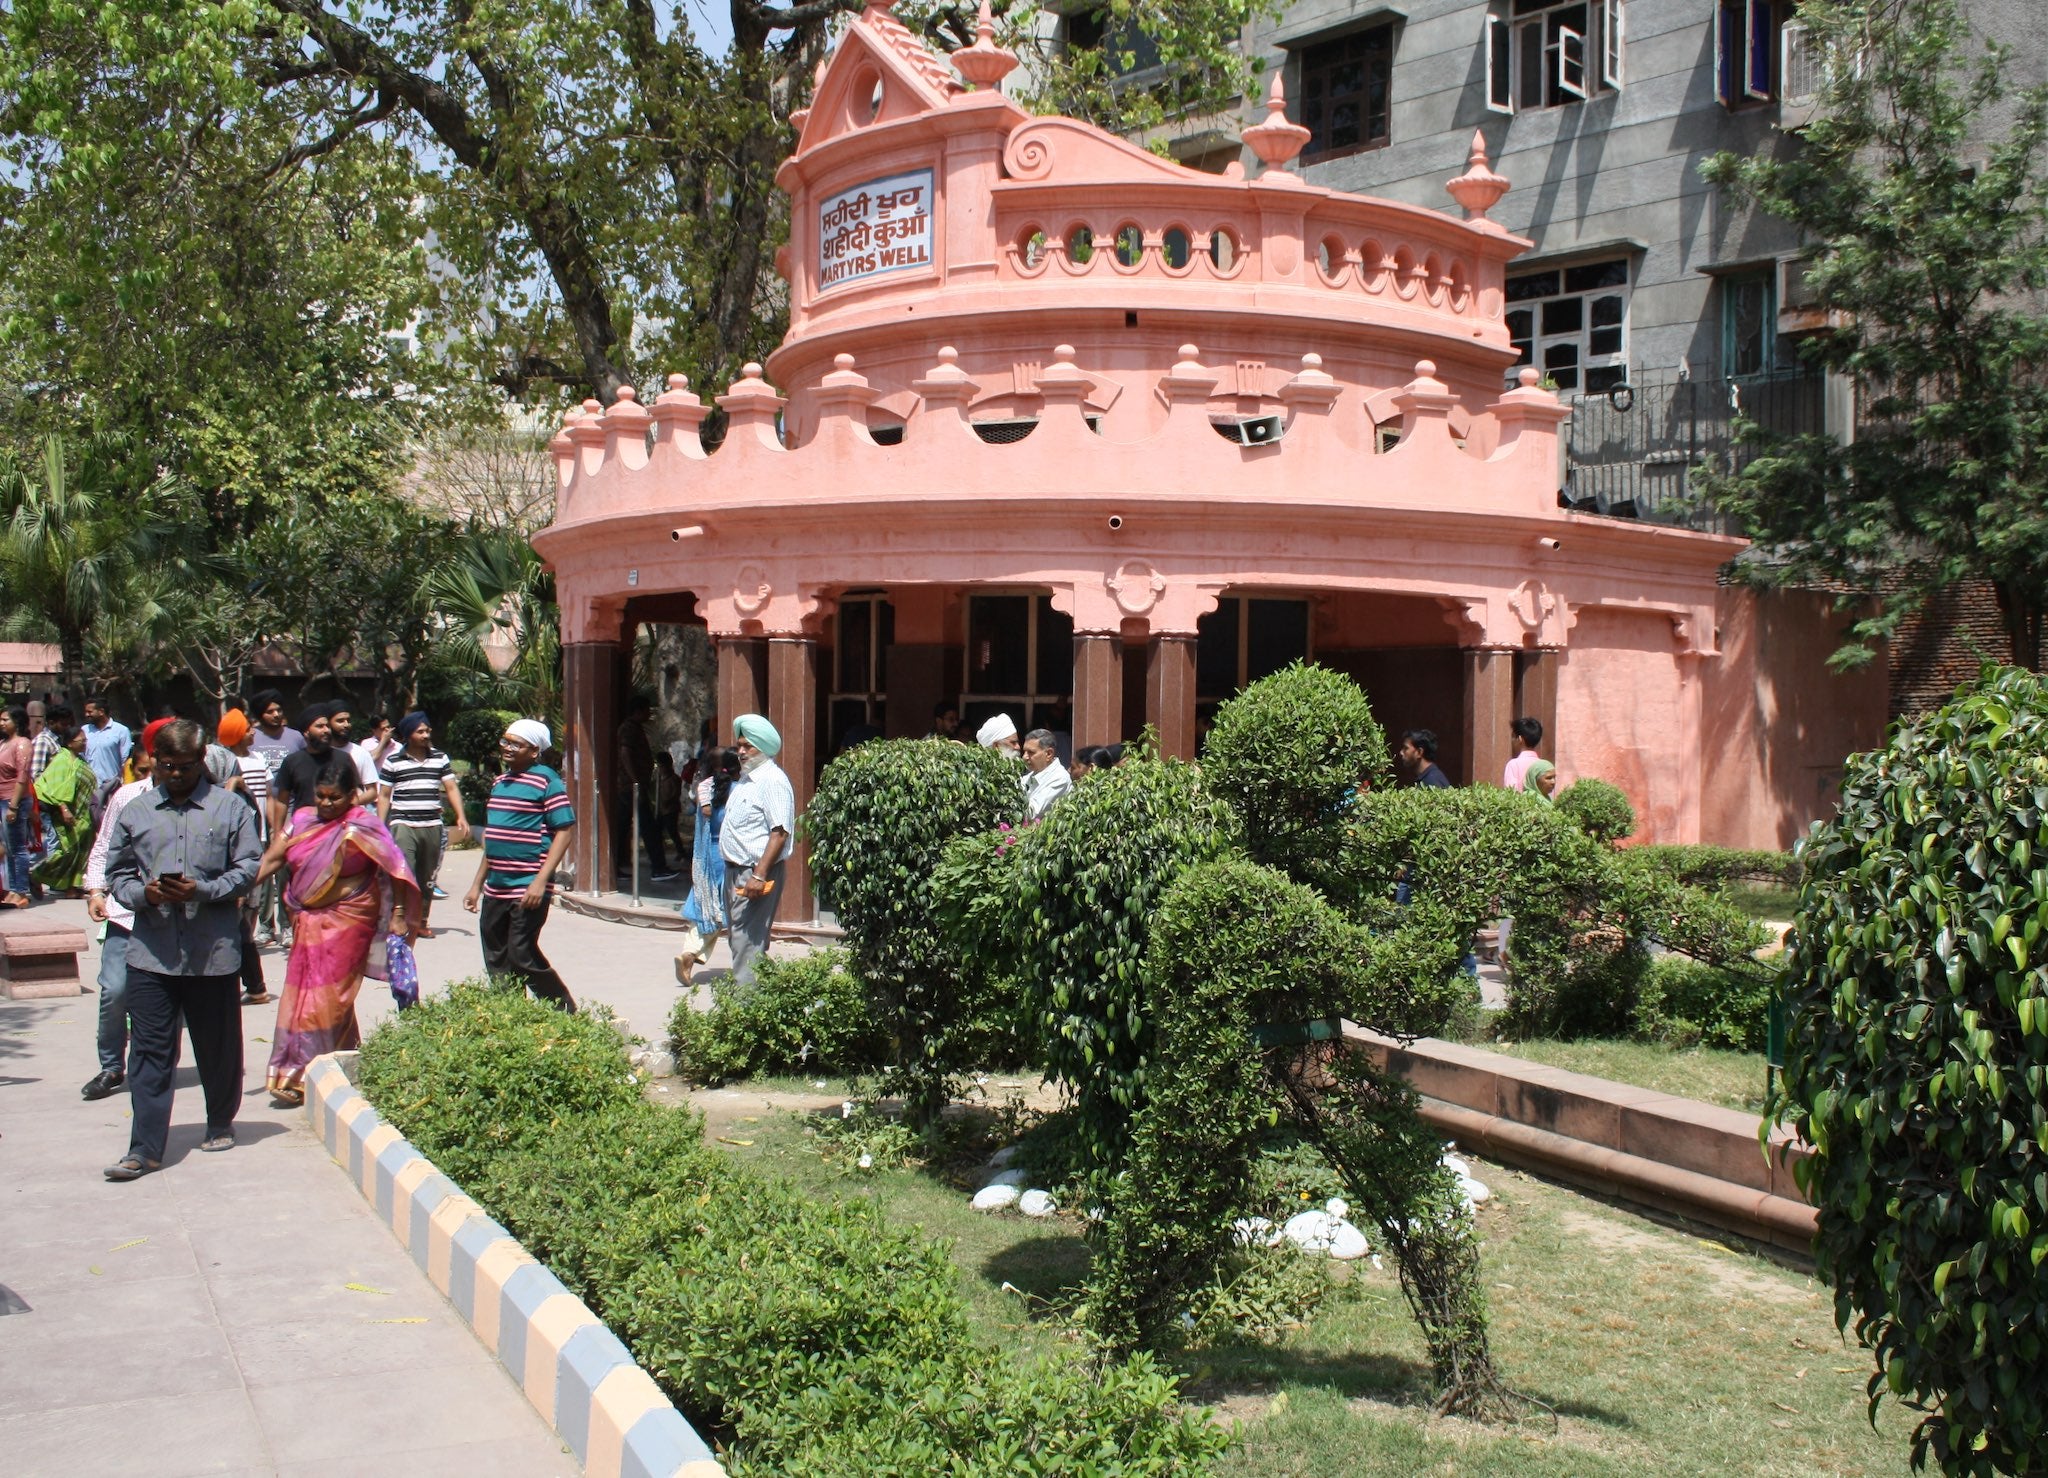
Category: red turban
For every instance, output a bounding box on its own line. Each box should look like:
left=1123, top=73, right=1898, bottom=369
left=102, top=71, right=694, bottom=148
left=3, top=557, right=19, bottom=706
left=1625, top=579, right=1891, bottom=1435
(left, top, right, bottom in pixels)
left=139, top=718, right=174, bottom=756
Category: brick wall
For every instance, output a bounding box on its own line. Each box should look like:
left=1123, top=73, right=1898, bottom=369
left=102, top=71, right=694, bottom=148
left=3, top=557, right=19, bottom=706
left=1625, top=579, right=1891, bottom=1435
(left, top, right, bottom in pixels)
left=1887, top=578, right=2012, bottom=723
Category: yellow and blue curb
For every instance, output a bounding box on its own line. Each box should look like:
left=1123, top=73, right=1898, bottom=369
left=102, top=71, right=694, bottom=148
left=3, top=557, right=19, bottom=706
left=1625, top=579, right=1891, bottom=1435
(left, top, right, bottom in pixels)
left=305, top=1052, right=726, bottom=1478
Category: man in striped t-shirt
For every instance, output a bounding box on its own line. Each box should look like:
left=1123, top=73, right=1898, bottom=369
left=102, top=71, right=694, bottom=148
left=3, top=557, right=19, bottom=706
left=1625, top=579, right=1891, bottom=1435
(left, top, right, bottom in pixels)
left=377, top=712, right=470, bottom=937
left=463, top=717, right=576, bottom=1011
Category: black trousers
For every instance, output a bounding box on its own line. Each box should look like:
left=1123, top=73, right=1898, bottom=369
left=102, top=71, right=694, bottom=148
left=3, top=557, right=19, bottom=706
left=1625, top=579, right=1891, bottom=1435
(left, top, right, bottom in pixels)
left=479, top=895, right=576, bottom=1012
left=125, top=967, right=242, bottom=1163
left=239, top=914, right=267, bottom=998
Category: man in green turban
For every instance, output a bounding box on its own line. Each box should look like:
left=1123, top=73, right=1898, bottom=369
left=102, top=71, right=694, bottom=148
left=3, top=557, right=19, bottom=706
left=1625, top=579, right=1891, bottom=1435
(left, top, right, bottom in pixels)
left=720, top=714, right=794, bottom=987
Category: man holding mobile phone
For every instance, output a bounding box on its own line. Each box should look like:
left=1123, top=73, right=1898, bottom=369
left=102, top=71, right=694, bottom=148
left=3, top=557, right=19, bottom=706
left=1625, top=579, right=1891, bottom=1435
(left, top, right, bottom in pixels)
left=101, top=719, right=261, bottom=1180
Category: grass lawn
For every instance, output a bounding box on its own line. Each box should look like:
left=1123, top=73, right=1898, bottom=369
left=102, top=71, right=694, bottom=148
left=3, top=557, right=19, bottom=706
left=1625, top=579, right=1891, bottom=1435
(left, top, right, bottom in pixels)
left=1725, top=882, right=1799, bottom=923
left=1474, top=1038, right=1772, bottom=1114
left=710, top=1108, right=1909, bottom=1477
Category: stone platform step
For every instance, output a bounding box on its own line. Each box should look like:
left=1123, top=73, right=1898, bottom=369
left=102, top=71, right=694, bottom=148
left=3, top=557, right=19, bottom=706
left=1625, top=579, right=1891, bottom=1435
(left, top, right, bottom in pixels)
left=1343, top=1027, right=1815, bottom=1254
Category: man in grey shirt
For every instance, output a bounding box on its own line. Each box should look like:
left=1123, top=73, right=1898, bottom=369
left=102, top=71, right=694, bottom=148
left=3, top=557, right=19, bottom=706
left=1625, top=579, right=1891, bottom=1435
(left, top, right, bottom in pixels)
left=102, top=719, right=262, bottom=1180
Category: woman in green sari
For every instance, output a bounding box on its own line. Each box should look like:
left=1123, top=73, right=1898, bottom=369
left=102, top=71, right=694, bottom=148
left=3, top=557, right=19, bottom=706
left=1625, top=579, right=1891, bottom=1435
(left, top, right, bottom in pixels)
left=32, top=727, right=94, bottom=895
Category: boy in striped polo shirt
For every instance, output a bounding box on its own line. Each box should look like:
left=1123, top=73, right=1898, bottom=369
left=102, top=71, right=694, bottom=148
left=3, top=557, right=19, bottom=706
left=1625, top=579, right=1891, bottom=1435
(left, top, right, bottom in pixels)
left=463, top=718, right=577, bottom=1011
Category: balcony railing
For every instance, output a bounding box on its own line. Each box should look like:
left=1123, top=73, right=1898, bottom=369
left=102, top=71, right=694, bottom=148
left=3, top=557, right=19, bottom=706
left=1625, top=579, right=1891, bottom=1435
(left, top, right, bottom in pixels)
left=1562, top=370, right=1828, bottom=531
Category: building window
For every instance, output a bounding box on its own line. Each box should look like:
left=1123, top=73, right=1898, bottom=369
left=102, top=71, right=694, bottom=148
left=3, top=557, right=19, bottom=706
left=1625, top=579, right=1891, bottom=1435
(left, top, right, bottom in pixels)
left=831, top=594, right=892, bottom=750
left=1196, top=597, right=1311, bottom=702
left=1722, top=271, right=1781, bottom=377
left=1297, top=25, right=1394, bottom=162
left=1487, top=0, right=1623, bottom=114
left=1505, top=257, right=1629, bottom=394
left=961, top=593, right=1074, bottom=735
left=1716, top=0, right=1783, bottom=106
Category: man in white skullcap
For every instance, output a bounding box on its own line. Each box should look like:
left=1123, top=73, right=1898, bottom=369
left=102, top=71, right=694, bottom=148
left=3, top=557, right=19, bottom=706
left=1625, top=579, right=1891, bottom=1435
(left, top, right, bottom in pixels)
left=975, top=713, right=1020, bottom=755
left=719, top=713, right=796, bottom=989
left=463, top=718, right=578, bottom=1010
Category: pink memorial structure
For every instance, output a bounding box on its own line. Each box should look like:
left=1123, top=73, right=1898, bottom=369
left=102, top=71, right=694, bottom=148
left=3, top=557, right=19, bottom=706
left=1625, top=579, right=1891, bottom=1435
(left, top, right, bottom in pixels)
left=533, top=0, right=1882, bottom=912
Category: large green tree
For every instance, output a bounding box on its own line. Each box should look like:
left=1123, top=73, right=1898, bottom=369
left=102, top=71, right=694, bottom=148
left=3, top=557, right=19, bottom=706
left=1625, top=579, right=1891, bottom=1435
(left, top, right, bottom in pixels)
left=3, top=1, right=1265, bottom=421
left=1700, top=0, right=2048, bottom=672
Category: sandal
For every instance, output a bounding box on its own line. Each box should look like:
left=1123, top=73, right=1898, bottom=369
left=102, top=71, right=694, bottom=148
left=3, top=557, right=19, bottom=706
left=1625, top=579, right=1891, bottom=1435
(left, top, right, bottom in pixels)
left=103, top=1156, right=160, bottom=1181
left=673, top=951, right=699, bottom=985
left=270, top=1088, right=305, bottom=1109
left=199, top=1132, right=235, bottom=1153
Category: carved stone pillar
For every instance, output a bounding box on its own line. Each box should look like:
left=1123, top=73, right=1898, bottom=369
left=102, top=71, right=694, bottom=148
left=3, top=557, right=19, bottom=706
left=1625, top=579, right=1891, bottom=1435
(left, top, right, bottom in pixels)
left=767, top=636, right=820, bottom=920
left=562, top=642, right=621, bottom=893
left=1147, top=636, right=1199, bottom=761
left=1462, top=647, right=1517, bottom=787
left=1073, top=634, right=1124, bottom=750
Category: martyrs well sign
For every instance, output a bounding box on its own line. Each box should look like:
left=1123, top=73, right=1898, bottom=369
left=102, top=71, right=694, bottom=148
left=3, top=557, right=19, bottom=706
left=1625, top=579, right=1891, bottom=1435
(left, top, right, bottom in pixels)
left=818, top=169, right=934, bottom=292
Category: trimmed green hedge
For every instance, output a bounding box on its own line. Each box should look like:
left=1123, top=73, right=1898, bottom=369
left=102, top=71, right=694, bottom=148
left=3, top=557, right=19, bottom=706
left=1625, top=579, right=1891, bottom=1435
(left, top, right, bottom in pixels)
left=666, top=947, right=885, bottom=1086
left=1629, top=843, right=1800, bottom=888
left=358, top=983, right=1225, bottom=1475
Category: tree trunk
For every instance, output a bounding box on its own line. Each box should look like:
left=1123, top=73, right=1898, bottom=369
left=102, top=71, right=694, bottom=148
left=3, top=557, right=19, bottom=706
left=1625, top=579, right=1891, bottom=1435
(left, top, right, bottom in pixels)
left=1995, top=582, right=2044, bottom=672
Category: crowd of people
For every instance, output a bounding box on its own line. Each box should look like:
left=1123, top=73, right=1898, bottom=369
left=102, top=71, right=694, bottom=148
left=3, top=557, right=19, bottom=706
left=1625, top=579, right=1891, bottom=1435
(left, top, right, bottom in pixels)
left=24, top=690, right=584, bottom=1183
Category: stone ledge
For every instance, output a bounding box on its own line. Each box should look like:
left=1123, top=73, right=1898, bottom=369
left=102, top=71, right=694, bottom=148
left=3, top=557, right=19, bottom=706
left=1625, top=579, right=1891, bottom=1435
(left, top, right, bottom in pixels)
left=304, top=1052, right=727, bottom=1478
left=0, top=918, right=88, bottom=997
left=558, top=890, right=844, bottom=944
left=1343, top=1028, right=1817, bottom=1254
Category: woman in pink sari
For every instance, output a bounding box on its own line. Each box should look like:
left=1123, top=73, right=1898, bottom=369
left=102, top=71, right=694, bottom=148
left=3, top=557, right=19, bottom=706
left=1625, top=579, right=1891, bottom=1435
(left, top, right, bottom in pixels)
left=255, top=753, right=420, bottom=1106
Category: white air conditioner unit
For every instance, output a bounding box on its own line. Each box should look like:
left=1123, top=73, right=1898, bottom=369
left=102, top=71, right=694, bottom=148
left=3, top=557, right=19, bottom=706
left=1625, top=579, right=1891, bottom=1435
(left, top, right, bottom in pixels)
left=1778, top=20, right=1821, bottom=129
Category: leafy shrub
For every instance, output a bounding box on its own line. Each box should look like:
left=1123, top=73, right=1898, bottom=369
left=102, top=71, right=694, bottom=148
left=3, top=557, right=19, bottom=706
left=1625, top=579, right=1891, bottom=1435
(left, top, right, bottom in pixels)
left=455, top=768, right=494, bottom=832
left=444, top=707, right=519, bottom=769
left=727, top=1348, right=1228, bottom=1476
left=362, top=987, right=1221, bottom=1475
left=1629, top=843, right=1799, bottom=887
left=1777, top=665, right=2048, bottom=1475
left=804, top=738, right=1025, bottom=1123
left=1554, top=776, right=1636, bottom=844
left=1201, top=662, right=1390, bottom=889
left=996, top=746, right=1232, bottom=1177
left=354, top=979, right=642, bottom=1187
left=1635, top=954, right=1772, bottom=1051
left=666, top=946, right=884, bottom=1086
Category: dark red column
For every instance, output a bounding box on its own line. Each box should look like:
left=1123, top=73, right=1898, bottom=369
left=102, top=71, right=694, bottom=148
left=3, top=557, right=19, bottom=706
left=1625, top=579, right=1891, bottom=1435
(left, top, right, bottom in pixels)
left=562, top=641, right=620, bottom=893
left=1462, top=647, right=1517, bottom=787
left=767, top=636, right=820, bottom=921
left=1073, top=634, right=1123, bottom=751
left=1146, top=635, right=1198, bottom=761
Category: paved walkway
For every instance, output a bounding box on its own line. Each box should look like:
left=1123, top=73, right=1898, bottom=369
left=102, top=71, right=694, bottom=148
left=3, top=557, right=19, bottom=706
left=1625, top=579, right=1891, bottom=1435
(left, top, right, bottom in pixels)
left=0, top=849, right=749, bottom=1478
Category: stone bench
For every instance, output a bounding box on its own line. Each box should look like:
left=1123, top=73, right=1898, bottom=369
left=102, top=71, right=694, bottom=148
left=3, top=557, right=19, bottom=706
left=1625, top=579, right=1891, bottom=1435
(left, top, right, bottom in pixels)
left=0, top=921, right=90, bottom=999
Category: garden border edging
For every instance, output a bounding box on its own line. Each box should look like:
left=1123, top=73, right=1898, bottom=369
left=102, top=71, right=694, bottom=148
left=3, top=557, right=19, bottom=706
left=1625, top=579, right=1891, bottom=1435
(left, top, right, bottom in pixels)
left=302, top=1051, right=727, bottom=1478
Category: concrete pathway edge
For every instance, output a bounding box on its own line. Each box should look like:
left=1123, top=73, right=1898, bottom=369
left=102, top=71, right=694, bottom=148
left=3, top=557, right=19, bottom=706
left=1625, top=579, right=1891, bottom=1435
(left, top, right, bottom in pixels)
left=302, top=1052, right=728, bottom=1478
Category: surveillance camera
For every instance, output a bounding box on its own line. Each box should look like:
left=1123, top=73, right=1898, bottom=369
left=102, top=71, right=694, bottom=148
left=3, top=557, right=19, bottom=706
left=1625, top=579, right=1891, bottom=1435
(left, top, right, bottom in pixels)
left=1107, top=514, right=1124, bottom=531
left=1537, top=536, right=1561, bottom=551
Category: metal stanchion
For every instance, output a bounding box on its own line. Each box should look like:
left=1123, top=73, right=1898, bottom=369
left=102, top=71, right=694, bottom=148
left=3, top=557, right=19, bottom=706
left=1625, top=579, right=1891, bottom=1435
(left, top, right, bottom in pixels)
left=631, top=783, right=643, bottom=908
left=590, top=775, right=603, bottom=895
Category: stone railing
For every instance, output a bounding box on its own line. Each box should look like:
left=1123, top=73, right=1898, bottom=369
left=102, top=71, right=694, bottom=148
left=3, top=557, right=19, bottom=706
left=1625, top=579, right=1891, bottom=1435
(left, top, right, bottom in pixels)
left=540, top=346, right=1570, bottom=530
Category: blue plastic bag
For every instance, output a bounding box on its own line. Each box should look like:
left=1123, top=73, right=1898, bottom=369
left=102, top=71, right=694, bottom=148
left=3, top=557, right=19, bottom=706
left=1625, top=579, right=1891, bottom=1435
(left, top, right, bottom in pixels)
left=386, top=932, right=420, bottom=1010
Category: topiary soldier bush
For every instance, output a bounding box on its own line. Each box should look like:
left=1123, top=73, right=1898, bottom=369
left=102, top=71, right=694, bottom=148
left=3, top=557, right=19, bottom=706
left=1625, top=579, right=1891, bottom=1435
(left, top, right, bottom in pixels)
left=1200, top=661, right=1392, bottom=891
left=1555, top=775, right=1637, bottom=845
left=1777, top=665, right=2048, bottom=1476
left=996, top=744, right=1233, bottom=1179
left=666, top=947, right=885, bottom=1086
left=804, top=738, right=1025, bottom=1124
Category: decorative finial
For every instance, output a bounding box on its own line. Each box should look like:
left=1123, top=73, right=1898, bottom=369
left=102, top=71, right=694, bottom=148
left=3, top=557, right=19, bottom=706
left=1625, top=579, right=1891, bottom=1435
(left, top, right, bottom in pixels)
left=668, top=373, right=690, bottom=392
left=1243, top=71, right=1309, bottom=174
left=1518, top=367, right=1540, bottom=389
left=1446, top=129, right=1510, bottom=223
left=954, top=0, right=1018, bottom=90
left=615, top=384, right=638, bottom=403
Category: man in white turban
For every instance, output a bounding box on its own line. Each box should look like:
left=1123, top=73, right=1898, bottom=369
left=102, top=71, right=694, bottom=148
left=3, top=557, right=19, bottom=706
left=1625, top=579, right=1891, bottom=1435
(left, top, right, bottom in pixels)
left=718, top=713, right=796, bottom=988
left=975, top=713, right=1020, bottom=755
left=462, top=717, right=578, bottom=1010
